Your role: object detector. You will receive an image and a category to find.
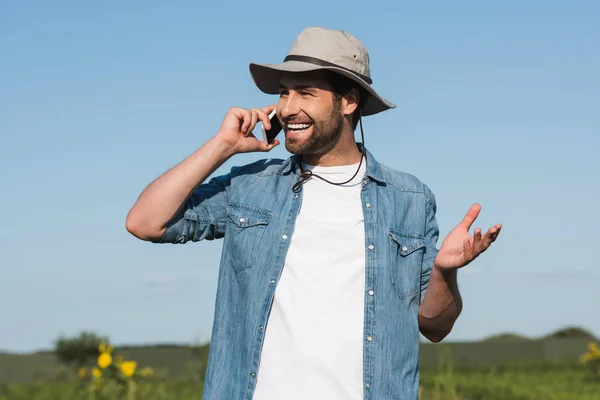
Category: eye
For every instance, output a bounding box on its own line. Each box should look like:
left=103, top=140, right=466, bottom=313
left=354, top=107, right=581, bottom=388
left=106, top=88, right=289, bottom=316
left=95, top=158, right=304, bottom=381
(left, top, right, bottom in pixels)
left=279, top=89, right=289, bottom=97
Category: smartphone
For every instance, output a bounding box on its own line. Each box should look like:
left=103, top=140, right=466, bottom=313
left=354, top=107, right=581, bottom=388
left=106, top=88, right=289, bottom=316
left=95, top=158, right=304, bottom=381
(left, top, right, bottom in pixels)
left=262, top=109, right=283, bottom=145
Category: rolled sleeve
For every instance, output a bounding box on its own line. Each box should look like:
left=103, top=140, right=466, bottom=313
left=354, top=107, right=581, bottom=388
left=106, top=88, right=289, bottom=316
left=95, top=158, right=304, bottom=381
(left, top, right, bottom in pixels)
left=153, top=171, right=232, bottom=244
left=420, top=191, right=440, bottom=303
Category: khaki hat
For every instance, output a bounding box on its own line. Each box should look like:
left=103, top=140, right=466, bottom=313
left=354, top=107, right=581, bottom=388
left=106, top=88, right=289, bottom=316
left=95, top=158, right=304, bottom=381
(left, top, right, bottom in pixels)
left=249, top=26, right=396, bottom=116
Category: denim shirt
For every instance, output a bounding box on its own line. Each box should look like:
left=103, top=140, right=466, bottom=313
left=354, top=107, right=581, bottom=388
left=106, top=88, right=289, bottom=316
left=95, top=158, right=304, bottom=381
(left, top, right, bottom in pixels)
left=156, top=146, right=440, bottom=400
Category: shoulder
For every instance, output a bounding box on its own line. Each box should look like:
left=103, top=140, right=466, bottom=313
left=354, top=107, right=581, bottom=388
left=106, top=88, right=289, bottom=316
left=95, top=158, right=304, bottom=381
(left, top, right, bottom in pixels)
left=228, top=157, right=290, bottom=179
left=375, top=161, right=436, bottom=206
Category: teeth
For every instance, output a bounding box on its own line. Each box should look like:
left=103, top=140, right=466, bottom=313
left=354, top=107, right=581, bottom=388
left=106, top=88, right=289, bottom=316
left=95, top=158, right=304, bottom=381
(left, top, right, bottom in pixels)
left=287, top=123, right=311, bottom=130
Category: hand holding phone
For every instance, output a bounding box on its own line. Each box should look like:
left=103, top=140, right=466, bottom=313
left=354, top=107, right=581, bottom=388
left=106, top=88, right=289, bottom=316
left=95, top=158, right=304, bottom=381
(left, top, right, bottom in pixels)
left=262, top=109, right=283, bottom=145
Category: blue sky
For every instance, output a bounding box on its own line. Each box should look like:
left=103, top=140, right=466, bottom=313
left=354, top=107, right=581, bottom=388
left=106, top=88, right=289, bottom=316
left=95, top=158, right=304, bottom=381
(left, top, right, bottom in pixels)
left=1, top=1, right=599, bottom=352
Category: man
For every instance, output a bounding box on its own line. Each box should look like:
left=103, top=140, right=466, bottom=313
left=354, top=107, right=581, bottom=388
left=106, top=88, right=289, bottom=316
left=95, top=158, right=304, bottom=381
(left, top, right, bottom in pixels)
left=126, top=26, right=501, bottom=400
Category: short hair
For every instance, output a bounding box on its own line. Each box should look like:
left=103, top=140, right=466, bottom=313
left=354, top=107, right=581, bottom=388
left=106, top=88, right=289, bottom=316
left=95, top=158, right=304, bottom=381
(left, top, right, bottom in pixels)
left=326, top=71, right=368, bottom=130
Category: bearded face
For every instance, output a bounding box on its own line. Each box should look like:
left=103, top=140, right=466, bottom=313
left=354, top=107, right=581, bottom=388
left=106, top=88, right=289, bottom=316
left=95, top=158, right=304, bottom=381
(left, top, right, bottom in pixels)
left=277, top=71, right=348, bottom=158
left=282, top=97, right=344, bottom=155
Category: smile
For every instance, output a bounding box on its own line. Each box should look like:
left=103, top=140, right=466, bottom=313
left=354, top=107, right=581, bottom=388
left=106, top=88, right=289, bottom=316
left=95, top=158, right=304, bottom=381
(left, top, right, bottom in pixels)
left=286, top=123, right=313, bottom=133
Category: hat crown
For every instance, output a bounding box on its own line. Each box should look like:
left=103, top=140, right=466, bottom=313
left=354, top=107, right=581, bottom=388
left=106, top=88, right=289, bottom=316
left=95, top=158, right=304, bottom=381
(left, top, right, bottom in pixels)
left=287, top=27, right=371, bottom=79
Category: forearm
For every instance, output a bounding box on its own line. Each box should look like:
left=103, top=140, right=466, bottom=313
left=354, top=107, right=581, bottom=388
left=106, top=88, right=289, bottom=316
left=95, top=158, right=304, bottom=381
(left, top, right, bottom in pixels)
left=126, top=136, right=235, bottom=241
left=418, top=264, right=463, bottom=342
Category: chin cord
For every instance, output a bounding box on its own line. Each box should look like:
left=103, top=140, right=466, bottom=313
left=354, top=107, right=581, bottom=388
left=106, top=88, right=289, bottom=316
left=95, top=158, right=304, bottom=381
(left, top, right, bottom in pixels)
left=292, top=110, right=367, bottom=193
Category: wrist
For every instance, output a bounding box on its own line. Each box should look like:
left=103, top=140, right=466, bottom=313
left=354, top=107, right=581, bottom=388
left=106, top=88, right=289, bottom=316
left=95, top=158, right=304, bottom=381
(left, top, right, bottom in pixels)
left=210, top=135, right=237, bottom=160
left=433, top=262, right=457, bottom=279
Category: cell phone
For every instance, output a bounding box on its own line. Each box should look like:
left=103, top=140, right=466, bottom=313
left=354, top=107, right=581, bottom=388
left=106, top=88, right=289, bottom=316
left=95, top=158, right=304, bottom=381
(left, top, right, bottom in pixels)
left=262, top=108, right=283, bottom=145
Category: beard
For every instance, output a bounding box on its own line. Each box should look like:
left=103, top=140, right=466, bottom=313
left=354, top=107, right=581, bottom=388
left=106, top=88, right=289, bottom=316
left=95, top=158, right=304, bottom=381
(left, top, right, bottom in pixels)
left=284, top=100, right=344, bottom=156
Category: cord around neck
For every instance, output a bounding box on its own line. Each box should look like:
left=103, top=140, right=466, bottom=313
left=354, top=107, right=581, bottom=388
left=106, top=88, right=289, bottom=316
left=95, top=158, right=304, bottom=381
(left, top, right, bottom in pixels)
left=292, top=112, right=367, bottom=193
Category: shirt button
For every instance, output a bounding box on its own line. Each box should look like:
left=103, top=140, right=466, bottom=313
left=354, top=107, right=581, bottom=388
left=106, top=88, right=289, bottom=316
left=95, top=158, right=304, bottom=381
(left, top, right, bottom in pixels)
left=282, top=234, right=288, bottom=240
left=363, top=179, right=368, bottom=185
left=401, top=246, right=408, bottom=252
left=368, top=290, right=374, bottom=296
left=368, top=245, right=374, bottom=250
left=250, top=372, right=256, bottom=378
left=365, top=383, right=371, bottom=389
left=258, top=325, right=264, bottom=332
left=239, top=218, right=245, bottom=223
left=366, top=203, right=371, bottom=208
left=269, top=279, right=275, bottom=285
left=367, top=336, right=373, bottom=342
left=294, top=194, right=299, bottom=198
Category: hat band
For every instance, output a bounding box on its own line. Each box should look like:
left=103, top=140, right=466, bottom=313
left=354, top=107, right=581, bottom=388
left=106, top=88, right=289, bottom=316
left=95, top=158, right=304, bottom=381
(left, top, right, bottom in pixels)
left=283, top=55, right=373, bottom=85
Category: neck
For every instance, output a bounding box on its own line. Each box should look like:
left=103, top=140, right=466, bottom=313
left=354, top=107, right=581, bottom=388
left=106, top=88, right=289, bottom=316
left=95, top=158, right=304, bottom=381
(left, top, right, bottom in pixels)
left=301, top=130, right=363, bottom=166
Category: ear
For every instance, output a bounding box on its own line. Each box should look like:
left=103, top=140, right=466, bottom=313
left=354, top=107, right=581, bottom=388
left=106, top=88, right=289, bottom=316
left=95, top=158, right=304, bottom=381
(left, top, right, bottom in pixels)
left=342, top=88, right=360, bottom=117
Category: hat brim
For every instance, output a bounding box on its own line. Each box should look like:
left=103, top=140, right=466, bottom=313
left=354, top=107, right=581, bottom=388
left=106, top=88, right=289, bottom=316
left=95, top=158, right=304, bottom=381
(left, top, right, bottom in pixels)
left=249, top=61, right=396, bottom=116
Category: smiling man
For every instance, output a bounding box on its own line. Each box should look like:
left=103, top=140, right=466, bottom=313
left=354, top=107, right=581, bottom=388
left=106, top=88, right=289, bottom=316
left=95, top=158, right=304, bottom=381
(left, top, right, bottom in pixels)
left=126, top=26, right=502, bottom=400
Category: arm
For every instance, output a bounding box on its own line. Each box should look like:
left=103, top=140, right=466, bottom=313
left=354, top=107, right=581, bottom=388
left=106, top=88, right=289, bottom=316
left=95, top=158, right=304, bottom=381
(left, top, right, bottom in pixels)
left=418, top=266, right=462, bottom=343
left=126, top=137, right=235, bottom=242
left=126, top=105, right=280, bottom=242
left=418, top=201, right=501, bottom=343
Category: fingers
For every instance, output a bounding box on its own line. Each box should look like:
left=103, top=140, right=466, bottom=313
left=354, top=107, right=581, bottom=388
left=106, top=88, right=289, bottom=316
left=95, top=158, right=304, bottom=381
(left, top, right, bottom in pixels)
left=458, top=203, right=481, bottom=230
left=482, top=224, right=502, bottom=248
left=261, top=104, right=276, bottom=116
left=247, top=111, right=259, bottom=136
left=240, top=107, right=272, bottom=136
left=471, top=223, right=501, bottom=258
left=255, top=108, right=271, bottom=130
left=238, top=108, right=253, bottom=134
left=463, top=237, right=475, bottom=263
left=474, top=227, right=482, bottom=244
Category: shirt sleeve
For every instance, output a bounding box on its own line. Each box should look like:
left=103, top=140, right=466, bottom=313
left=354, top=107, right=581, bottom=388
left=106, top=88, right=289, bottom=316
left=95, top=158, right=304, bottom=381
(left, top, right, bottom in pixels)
left=420, top=191, right=440, bottom=303
left=152, top=170, right=233, bottom=244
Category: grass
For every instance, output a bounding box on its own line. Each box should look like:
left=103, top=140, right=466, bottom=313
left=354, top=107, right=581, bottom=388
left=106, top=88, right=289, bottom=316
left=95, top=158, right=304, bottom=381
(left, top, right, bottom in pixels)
left=419, top=362, right=600, bottom=400
left=1, top=334, right=598, bottom=399
left=0, top=380, right=205, bottom=400
left=0, top=364, right=598, bottom=400
left=1, top=338, right=591, bottom=383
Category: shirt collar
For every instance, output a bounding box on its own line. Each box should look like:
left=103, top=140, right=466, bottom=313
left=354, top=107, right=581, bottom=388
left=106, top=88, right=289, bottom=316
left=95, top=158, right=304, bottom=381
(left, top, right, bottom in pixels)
left=279, top=143, right=386, bottom=184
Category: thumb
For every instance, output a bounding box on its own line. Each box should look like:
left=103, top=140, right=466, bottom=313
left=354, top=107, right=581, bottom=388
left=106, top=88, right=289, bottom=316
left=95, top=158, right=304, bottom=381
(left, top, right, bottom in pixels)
left=458, top=203, right=481, bottom=230
left=258, top=139, right=280, bottom=152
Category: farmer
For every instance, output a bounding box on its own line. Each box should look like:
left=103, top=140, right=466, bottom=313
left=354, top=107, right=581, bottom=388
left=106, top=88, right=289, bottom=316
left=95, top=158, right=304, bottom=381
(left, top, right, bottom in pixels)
left=126, top=26, right=502, bottom=400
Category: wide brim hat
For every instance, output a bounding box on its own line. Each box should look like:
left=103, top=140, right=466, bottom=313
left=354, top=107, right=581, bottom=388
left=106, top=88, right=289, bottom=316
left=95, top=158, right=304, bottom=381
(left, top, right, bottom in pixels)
left=249, top=26, right=396, bottom=117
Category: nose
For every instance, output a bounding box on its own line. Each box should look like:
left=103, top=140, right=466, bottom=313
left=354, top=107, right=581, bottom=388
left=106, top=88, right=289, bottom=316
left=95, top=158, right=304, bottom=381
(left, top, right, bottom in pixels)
left=278, top=92, right=301, bottom=119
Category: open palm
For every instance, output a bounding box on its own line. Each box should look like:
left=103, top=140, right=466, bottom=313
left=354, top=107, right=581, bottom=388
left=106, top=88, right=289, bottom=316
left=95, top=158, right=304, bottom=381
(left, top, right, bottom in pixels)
left=435, top=203, right=502, bottom=270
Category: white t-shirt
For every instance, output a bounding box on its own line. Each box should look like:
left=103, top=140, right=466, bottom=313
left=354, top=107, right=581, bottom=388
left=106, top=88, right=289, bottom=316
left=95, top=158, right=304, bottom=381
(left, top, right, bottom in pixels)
left=253, top=159, right=367, bottom=400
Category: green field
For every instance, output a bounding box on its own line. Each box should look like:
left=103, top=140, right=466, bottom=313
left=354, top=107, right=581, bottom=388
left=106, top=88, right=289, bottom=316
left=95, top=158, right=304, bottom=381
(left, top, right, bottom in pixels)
left=0, top=327, right=598, bottom=399
left=1, top=364, right=599, bottom=400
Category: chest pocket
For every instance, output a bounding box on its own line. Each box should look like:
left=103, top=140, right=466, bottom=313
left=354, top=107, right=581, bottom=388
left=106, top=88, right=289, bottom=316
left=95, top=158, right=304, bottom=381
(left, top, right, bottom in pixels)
left=226, top=202, right=273, bottom=273
left=389, top=230, right=426, bottom=300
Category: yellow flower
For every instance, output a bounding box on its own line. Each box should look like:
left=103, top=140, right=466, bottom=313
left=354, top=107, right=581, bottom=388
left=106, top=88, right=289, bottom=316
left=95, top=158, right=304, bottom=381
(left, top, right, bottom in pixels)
left=140, top=367, right=154, bottom=378
left=580, top=352, right=592, bottom=364
left=92, top=367, right=102, bottom=378
left=120, top=361, right=137, bottom=377
left=588, top=343, right=600, bottom=358
left=98, top=343, right=113, bottom=354
left=97, top=352, right=112, bottom=369
left=78, top=368, right=86, bottom=378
